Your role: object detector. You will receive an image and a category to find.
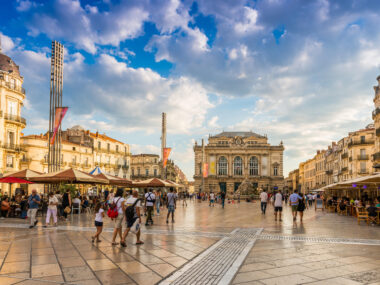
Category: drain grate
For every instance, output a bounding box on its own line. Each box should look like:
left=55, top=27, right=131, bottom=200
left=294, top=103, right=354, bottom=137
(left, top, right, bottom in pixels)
left=160, top=228, right=262, bottom=285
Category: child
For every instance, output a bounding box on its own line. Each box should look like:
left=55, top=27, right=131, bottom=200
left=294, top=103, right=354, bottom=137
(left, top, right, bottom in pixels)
left=92, top=203, right=104, bottom=243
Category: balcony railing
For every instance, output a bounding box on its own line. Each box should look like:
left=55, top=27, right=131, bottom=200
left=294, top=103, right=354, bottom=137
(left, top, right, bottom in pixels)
left=376, top=128, right=380, bottom=137
left=2, top=143, right=25, bottom=152
left=341, top=167, right=348, bottom=172
left=341, top=153, right=348, bottom=159
left=348, top=139, right=375, bottom=147
left=373, top=152, right=380, bottom=161
left=357, top=155, right=369, bottom=160
left=325, top=170, right=333, bottom=175
left=4, top=113, right=26, bottom=125
left=3, top=81, right=26, bottom=94
left=359, top=170, right=369, bottom=174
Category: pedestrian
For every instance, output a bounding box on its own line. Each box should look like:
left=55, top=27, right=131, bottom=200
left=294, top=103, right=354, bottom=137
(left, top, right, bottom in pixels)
left=27, top=189, right=41, bottom=228
left=44, top=192, right=58, bottom=227
left=297, top=194, right=306, bottom=222
left=155, top=190, right=161, bottom=216
left=182, top=192, right=188, bottom=207
left=260, top=189, right=268, bottom=214
left=221, top=191, right=226, bottom=208
left=145, top=188, right=155, bottom=226
left=289, top=189, right=302, bottom=222
left=166, top=187, right=177, bottom=223
left=1, top=196, right=10, bottom=219
left=92, top=202, right=104, bottom=243
left=111, top=188, right=126, bottom=246
left=62, top=189, right=71, bottom=221
left=209, top=192, right=215, bottom=207
left=121, top=190, right=144, bottom=247
left=274, top=190, right=283, bottom=221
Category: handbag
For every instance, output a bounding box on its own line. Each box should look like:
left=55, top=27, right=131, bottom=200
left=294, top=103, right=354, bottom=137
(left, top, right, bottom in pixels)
left=64, top=206, right=71, bottom=214
left=130, top=219, right=140, bottom=234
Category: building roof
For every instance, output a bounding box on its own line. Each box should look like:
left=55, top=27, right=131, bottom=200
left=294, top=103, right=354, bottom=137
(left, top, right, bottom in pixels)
left=0, top=53, right=21, bottom=78
left=89, top=132, right=125, bottom=145
left=131, top=154, right=159, bottom=157
left=211, top=131, right=265, bottom=139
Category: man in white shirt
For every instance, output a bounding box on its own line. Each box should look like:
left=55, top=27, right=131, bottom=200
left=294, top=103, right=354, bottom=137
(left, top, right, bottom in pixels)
left=260, top=190, right=268, bottom=214
left=209, top=192, right=215, bottom=207
left=144, top=188, right=155, bottom=226
left=274, top=190, right=283, bottom=221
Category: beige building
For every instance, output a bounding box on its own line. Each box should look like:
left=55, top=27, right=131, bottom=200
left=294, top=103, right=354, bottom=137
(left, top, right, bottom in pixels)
left=0, top=49, right=27, bottom=194
left=315, top=150, right=326, bottom=188
left=287, top=169, right=299, bottom=192
left=131, top=154, right=160, bottom=180
left=20, top=126, right=131, bottom=178
left=193, top=131, right=284, bottom=195
left=303, top=157, right=316, bottom=192
left=372, top=75, right=380, bottom=167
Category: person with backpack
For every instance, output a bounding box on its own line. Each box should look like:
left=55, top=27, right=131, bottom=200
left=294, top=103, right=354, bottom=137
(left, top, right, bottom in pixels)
left=110, top=188, right=126, bottom=246
left=144, top=188, right=155, bottom=226
left=121, top=190, right=143, bottom=247
left=166, top=187, right=177, bottom=224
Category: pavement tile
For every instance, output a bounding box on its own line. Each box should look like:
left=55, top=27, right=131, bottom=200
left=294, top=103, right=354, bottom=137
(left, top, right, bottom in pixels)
left=271, top=257, right=306, bottom=267
left=55, top=250, right=80, bottom=258
left=129, top=271, right=162, bottom=285
left=31, top=263, right=61, bottom=278
left=87, top=258, right=117, bottom=271
left=58, top=256, right=86, bottom=267
left=118, top=261, right=151, bottom=274
left=162, top=256, right=187, bottom=267
left=0, top=261, right=30, bottom=274
left=31, top=254, right=57, bottom=266
left=339, top=256, right=375, bottom=264
left=148, top=249, right=177, bottom=258
left=303, top=267, right=352, bottom=280
left=62, top=265, right=96, bottom=282
left=302, top=259, right=346, bottom=269
left=5, top=253, right=30, bottom=263
left=135, top=254, right=165, bottom=265
left=95, top=268, right=134, bottom=285
left=338, top=262, right=380, bottom=273
left=149, top=263, right=176, bottom=277
left=302, top=253, right=337, bottom=262
left=263, top=264, right=312, bottom=277
left=240, top=262, right=275, bottom=272
left=31, top=248, right=55, bottom=256
left=259, top=273, right=317, bottom=285
left=0, top=276, right=23, bottom=285
left=346, top=270, right=380, bottom=284
left=39, top=275, right=65, bottom=282
left=233, top=271, right=274, bottom=283
left=307, top=277, right=364, bottom=285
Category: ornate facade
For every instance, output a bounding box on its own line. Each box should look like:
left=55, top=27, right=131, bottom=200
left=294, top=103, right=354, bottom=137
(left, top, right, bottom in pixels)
left=0, top=49, right=26, bottom=194
left=372, top=75, right=380, bottom=167
left=131, top=154, right=160, bottom=180
left=193, top=131, right=284, bottom=196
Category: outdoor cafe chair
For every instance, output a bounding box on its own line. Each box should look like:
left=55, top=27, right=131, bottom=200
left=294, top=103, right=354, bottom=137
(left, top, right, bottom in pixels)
left=71, top=203, right=81, bottom=215
left=355, top=207, right=369, bottom=225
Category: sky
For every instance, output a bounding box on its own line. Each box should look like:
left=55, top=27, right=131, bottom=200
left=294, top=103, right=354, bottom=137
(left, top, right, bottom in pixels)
left=1, top=0, right=380, bottom=181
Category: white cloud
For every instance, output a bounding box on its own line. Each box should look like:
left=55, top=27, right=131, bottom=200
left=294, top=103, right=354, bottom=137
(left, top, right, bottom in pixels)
left=234, top=7, right=263, bottom=34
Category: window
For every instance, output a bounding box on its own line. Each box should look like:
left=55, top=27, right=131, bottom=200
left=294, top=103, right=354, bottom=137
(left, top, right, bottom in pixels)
left=137, top=167, right=140, bottom=176
left=72, top=147, right=76, bottom=151
left=233, top=156, right=243, bottom=175
left=249, top=156, right=259, bottom=176
left=85, top=158, right=88, bottom=166
left=72, top=156, right=76, bottom=165
left=8, top=101, right=17, bottom=116
left=274, top=165, right=278, bottom=176
left=360, top=149, right=366, bottom=158
left=8, top=131, right=15, bottom=146
left=132, top=168, right=135, bottom=176
left=145, top=169, right=149, bottom=176
left=6, top=155, right=13, bottom=168
left=360, top=162, right=366, bottom=173
left=360, top=136, right=365, bottom=143
left=98, top=141, right=101, bottom=150
left=116, top=145, right=119, bottom=153
left=44, top=154, right=48, bottom=163
left=218, top=156, right=228, bottom=175
left=107, top=143, right=110, bottom=152
left=154, top=169, right=157, bottom=176
left=124, top=147, right=127, bottom=154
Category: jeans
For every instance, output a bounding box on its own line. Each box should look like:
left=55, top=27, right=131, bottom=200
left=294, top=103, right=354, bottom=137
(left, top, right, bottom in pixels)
left=221, top=199, right=225, bottom=208
left=27, top=208, right=38, bottom=225
left=261, top=202, right=267, bottom=214
left=156, top=202, right=160, bottom=214
left=46, top=208, right=57, bottom=224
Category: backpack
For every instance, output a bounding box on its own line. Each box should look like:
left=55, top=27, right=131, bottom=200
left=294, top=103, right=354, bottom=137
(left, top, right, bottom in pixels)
left=125, top=198, right=140, bottom=222
left=107, top=197, right=121, bottom=219
left=146, top=193, right=155, bottom=204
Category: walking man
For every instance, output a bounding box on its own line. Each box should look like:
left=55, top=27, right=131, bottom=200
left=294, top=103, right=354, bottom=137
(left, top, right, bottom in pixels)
left=274, top=190, right=283, bottom=221
left=121, top=190, right=144, bottom=247
left=145, top=188, right=155, bottom=226
left=260, top=189, right=268, bottom=214
left=209, top=192, right=215, bottom=207
left=289, top=189, right=302, bottom=222
left=166, top=187, right=176, bottom=223
left=28, top=189, right=41, bottom=229
left=221, top=191, right=226, bottom=209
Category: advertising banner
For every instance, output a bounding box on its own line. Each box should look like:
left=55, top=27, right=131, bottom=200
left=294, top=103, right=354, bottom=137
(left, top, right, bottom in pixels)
left=50, top=107, right=68, bottom=145
left=209, top=156, right=216, bottom=175
left=163, top=147, right=171, bottom=167
left=203, top=163, right=209, bottom=178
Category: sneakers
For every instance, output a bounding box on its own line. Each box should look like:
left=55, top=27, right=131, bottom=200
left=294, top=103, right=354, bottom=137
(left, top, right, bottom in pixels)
left=166, top=220, right=169, bottom=224
left=29, top=225, right=34, bottom=229
left=34, top=221, right=38, bottom=226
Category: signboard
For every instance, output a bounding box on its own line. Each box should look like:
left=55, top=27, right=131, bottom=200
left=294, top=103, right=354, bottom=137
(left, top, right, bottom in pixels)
left=209, top=156, right=216, bottom=175
left=315, top=198, right=323, bottom=211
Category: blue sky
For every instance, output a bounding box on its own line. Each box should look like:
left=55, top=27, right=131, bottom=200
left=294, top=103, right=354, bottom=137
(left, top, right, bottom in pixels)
left=1, top=0, right=380, bottom=180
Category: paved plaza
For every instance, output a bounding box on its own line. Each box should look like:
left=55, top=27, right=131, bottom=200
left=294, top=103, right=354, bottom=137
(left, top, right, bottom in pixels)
left=0, top=201, right=379, bottom=285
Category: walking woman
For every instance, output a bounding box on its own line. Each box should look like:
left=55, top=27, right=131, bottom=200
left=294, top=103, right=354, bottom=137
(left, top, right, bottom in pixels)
left=111, top=188, right=126, bottom=246
left=297, top=194, right=306, bottom=223
left=44, top=192, right=58, bottom=227
left=62, top=189, right=72, bottom=221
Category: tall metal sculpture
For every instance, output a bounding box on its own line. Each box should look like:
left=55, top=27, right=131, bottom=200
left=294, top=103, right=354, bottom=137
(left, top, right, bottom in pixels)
left=161, top=112, right=167, bottom=179
left=48, top=41, right=64, bottom=173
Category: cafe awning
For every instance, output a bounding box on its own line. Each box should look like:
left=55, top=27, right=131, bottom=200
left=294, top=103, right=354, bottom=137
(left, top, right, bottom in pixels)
left=29, top=168, right=108, bottom=184
left=94, top=173, right=132, bottom=186
left=3, top=169, right=42, bottom=180
left=133, top=178, right=173, bottom=188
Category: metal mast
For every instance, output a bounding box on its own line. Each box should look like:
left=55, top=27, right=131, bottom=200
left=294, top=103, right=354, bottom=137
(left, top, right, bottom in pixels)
left=48, top=41, right=64, bottom=173
left=161, top=112, right=167, bottom=179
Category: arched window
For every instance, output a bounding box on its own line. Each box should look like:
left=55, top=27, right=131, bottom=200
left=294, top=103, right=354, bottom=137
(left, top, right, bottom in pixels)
left=218, top=156, right=228, bottom=175
left=273, top=163, right=279, bottom=176
left=249, top=156, right=259, bottom=176
left=233, top=156, right=243, bottom=175
left=131, top=168, right=135, bottom=176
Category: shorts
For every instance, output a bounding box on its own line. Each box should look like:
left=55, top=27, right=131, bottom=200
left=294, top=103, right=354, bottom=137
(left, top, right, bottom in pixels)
left=127, top=217, right=138, bottom=228
left=291, top=205, right=298, bottom=212
left=274, top=207, right=282, bottom=212
left=114, top=214, right=124, bottom=228
left=168, top=205, right=175, bottom=213
left=210, top=199, right=214, bottom=203
left=95, top=221, right=103, bottom=227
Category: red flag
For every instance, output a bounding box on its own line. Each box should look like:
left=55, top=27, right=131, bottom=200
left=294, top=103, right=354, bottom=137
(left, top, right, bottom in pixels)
left=163, top=147, right=171, bottom=167
left=50, top=107, right=68, bottom=145
left=203, top=163, right=209, bottom=178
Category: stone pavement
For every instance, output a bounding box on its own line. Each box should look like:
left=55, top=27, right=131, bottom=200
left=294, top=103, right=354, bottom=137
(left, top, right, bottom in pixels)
left=0, top=200, right=378, bottom=284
